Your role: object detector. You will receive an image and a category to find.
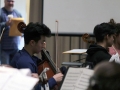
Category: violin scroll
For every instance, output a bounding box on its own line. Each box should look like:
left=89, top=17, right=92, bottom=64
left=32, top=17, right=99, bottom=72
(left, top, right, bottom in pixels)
left=82, top=33, right=95, bottom=44
left=17, top=22, right=26, bottom=33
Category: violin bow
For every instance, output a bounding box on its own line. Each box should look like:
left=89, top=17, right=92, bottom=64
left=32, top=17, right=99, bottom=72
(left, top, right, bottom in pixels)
left=55, top=20, right=59, bottom=73
left=0, top=28, right=5, bottom=42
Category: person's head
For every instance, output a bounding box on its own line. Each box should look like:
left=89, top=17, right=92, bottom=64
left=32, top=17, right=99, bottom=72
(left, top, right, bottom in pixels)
left=87, top=61, right=120, bottom=90
left=109, top=19, right=120, bottom=46
left=114, top=24, right=120, bottom=45
left=24, top=22, right=51, bottom=54
left=93, top=23, right=116, bottom=47
left=4, top=0, right=14, bottom=11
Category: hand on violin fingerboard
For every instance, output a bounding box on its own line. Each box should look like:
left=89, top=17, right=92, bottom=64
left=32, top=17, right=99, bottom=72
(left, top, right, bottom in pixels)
left=53, top=73, right=63, bottom=83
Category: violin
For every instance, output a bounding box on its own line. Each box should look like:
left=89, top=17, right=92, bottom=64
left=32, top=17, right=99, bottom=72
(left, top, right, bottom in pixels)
left=37, top=20, right=62, bottom=79
left=82, top=33, right=95, bottom=44
left=37, top=48, right=60, bottom=80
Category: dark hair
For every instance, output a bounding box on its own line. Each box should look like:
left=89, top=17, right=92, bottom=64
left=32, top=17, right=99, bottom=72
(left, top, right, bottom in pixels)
left=24, top=22, right=51, bottom=44
left=115, top=23, right=120, bottom=34
left=87, top=62, right=120, bottom=90
left=93, top=23, right=116, bottom=42
left=109, top=19, right=120, bottom=35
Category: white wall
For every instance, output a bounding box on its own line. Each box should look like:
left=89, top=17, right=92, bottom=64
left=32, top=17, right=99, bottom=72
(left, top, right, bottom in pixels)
left=43, top=0, right=120, bottom=34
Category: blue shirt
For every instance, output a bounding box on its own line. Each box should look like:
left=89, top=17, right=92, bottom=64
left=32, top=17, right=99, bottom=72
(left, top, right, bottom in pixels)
left=10, top=48, right=57, bottom=89
left=0, top=7, right=22, bottom=49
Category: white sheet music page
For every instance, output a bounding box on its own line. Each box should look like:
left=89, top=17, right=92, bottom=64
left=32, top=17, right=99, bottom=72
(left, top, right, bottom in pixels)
left=0, top=73, right=12, bottom=89
left=2, top=73, right=38, bottom=90
left=0, top=66, right=39, bottom=90
left=0, top=67, right=18, bottom=89
left=73, top=68, right=94, bottom=90
left=60, top=67, right=83, bottom=90
left=19, top=69, right=32, bottom=76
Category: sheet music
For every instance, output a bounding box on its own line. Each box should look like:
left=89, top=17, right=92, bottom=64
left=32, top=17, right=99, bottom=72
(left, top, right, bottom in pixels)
left=73, top=68, right=94, bottom=90
left=0, top=67, right=39, bottom=90
left=19, top=69, right=31, bottom=76
left=60, top=68, right=83, bottom=90
left=2, top=74, right=38, bottom=90
left=59, top=68, right=94, bottom=90
left=0, top=73, right=12, bottom=89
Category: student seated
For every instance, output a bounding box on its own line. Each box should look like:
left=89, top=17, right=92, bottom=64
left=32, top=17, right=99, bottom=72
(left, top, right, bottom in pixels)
left=86, top=23, right=116, bottom=68
left=10, top=22, right=63, bottom=90
left=87, top=61, right=120, bottom=90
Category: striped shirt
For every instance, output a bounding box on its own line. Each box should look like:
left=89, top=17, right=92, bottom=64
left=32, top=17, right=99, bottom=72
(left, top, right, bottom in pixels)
left=0, top=7, right=22, bottom=49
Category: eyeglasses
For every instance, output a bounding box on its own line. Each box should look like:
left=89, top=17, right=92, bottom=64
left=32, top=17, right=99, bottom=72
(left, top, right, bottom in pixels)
left=7, top=0, right=14, bottom=2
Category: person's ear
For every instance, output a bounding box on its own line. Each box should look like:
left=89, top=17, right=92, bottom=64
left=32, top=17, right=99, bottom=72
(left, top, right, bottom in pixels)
left=112, top=34, right=116, bottom=40
left=30, top=40, right=35, bottom=46
left=106, top=34, right=112, bottom=40
left=104, top=34, right=108, bottom=40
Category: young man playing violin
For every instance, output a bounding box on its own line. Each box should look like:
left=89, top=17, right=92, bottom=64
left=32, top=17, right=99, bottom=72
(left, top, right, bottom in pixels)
left=10, top=22, right=63, bottom=90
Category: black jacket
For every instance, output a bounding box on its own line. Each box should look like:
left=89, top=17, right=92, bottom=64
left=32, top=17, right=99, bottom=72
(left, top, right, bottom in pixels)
left=86, top=44, right=111, bottom=68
